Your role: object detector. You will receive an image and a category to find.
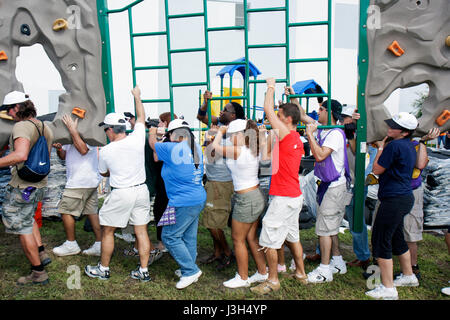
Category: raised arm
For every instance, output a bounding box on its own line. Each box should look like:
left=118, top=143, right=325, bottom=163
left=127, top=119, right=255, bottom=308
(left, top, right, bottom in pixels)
left=197, top=90, right=218, bottom=126
left=211, top=125, right=240, bottom=160
left=264, top=78, right=290, bottom=140
left=62, top=114, right=89, bottom=155
left=416, top=128, right=440, bottom=169
left=284, top=86, right=315, bottom=125
left=131, top=85, right=145, bottom=125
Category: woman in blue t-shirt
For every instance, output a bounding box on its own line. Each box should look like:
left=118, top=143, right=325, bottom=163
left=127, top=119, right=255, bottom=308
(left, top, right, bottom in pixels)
left=365, top=112, right=420, bottom=300
left=149, top=119, right=206, bottom=290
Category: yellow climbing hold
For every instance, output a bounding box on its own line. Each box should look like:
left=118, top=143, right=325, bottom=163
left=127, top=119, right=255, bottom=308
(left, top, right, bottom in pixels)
left=53, top=18, right=68, bottom=31
left=0, top=50, right=8, bottom=61
left=446, top=36, right=450, bottom=47
left=0, top=111, right=13, bottom=120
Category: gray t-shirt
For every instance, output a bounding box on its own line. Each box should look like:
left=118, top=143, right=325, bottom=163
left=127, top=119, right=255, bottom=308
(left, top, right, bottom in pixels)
left=205, top=136, right=232, bottom=182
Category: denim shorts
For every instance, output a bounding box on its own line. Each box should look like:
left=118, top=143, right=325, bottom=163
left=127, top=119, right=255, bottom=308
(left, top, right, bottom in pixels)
left=1, top=185, right=44, bottom=235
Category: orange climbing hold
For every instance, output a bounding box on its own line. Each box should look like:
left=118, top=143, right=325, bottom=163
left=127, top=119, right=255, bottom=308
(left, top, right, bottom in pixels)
left=52, top=18, right=68, bottom=31
left=387, top=40, right=405, bottom=57
left=0, top=50, right=8, bottom=61
left=435, top=109, right=450, bottom=126
left=72, top=107, right=86, bottom=119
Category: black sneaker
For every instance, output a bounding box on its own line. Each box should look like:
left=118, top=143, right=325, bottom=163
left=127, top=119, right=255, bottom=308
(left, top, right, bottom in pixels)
left=394, top=265, right=421, bottom=281
left=216, top=252, right=235, bottom=271
left=130, top=267, right=151, bottom=282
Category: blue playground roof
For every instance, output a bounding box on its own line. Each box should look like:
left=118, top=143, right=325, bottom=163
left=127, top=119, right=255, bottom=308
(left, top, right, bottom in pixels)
left=292, top=79, right=326, bottom=95
left=216, top=57, right=262, bottom=79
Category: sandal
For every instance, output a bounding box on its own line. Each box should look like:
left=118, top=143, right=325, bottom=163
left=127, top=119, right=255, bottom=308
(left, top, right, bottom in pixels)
left=291, top=273, right=308, bottom=284
left=200, top=254, right=221, bottom=265
left=250, top=280, right=281, bottom=295
left=123, top=247, right=139, bottom=257
left=148, top=248, right=164, bottom=266
left=216, top=253, right=235, bottom=270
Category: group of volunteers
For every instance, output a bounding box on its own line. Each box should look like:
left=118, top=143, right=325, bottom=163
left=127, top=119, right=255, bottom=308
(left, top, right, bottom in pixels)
left=0, top=77, right=447, bottom=299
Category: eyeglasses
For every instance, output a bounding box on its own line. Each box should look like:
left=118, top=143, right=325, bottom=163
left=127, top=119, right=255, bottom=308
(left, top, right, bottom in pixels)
left=103, top=127, right=110, bottom=132
left=319, top=107, right=327, bottom=112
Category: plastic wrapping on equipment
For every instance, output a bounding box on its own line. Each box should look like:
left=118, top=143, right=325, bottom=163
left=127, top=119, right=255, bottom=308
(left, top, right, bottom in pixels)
left=41, top=149, right=65, bottom=218
left=422, top=149, right=450, bottom=228
left=299, top=171, right=318, bottom=229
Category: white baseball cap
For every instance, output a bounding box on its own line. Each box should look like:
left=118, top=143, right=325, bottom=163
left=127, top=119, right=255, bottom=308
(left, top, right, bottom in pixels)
left=1, top=91, right=30, bottom=110
left=384, top=112, right=418, bottom=130
left=227, top=119, right=247, bottom=134
left=98, top=112, right=127, bottom=127
left=341, top=105, right=356, bottom=117
left=167, top=118, right=190, bottom=132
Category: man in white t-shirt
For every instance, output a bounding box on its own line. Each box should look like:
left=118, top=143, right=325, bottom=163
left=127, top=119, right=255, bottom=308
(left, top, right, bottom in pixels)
left=303, top=99, right=352, bottom=283
left=85, top=86, right=152, bottom=282
left=52, top=114, right=102, bottom=257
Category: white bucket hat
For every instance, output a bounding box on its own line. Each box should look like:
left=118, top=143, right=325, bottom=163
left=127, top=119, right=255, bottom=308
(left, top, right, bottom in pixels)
left=227, top=119, right=247, bottom=134
left=1, top=91, right=30, bottom=110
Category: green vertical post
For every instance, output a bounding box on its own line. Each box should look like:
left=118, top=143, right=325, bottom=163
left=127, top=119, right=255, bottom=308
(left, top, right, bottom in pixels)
left=97, top=0, right=115, bottom=114
left=128, top=8, right=137, bottom=87
left=164, top=0, right=175, bottom=121
left=202, top=0, right=212, bottom=126
left=327, top=0, right=332, bottom=125
left=252, top=77, right=257, bottom=120
left=353, top=0, right=370, bottom=233
left=285, top=0, right=290, bottom=87
left=243, top=0, right=250, bottom=119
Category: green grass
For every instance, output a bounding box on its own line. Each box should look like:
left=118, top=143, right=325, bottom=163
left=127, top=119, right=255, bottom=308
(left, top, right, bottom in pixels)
left=0, top=214, right=449, bottom=300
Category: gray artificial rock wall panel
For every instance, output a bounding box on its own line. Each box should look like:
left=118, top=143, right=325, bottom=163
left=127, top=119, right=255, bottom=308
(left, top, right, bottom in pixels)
left=0, top=0, right=106, bottom=147
left=366, top=0, right=449, bottom=142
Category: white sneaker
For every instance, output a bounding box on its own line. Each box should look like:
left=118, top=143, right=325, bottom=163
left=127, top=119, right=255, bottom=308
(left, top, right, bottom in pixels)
left=393, top=273, right=419, bottom=287
left=223, top=273, right=250, bottom=288
left=365, top=284, right=398, bottom=300
left=82, top=242, right=101, bottom=256
left=307, top=266, right=333, bottom=283
left=53, top=240, right=81, bottom=257
left=442, top=287, right=450, bottom=296
left=114, top=232, right=135, bottom=243
left=289, top=258, right=297, bottom=271
left=176, top=270, right=202, bottom=289
left=330, top=257, right=347, bottom=274
left=248, top=271, right=268, bottom=284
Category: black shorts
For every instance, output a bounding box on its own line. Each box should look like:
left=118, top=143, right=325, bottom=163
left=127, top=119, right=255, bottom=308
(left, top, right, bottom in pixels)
left=371, top=193, right=415, bottom=259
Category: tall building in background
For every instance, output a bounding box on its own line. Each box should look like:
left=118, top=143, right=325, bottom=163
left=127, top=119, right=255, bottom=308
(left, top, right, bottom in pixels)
left=48, top=90, right=65, bottom=114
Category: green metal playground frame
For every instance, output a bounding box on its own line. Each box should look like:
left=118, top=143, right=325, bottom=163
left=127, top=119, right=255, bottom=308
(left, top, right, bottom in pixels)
left=96, top=0, right=369, bottom=233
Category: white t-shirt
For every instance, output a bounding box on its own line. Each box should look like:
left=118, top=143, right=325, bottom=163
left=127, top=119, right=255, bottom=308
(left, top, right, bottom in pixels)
left=98, top=122, right=146, bottom=188
left=226, top=146, right=260, bottom=191
left=62, top=144, right=102, bottom=189
left=316, top=129, right=346, bottom=188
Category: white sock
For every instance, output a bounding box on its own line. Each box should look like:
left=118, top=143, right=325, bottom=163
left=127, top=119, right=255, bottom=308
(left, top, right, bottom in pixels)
left=319, top=264, right=330, bottom=270
left=139, top=266, right=148, bottom=273
left=133, top=247, right=139, bottom=254
left=332, top=255, right=344, bottom=263
left=67, top=240, right=77, bottom=245
left=94, top=241, right=101, bottom=247
left=99, top=264, right=109, bottom=272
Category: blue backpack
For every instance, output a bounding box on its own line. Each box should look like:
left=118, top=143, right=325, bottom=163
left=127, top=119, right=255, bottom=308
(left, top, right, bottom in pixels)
left=17, top=120, right=50, bottom=182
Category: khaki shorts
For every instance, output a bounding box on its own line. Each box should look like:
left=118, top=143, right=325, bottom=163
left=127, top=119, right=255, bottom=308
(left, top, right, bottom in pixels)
left=99, top=184, right=150, bottom=228
left=201, top=180, right=233, bottom=229
left=316, top=184, right=349, bottom=237
left=403, top=187, right=423, bottom=242
left=259, top=195, right=303, bottom=249
left=58, top=188, right=98, bottom=217
left=1, top=185, right=44, bottom=235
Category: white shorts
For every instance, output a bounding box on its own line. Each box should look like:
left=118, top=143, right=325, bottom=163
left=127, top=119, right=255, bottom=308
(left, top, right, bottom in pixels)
left=259, top=195, right=303, bottom=249
left=99, top=184, right=151, bottom=228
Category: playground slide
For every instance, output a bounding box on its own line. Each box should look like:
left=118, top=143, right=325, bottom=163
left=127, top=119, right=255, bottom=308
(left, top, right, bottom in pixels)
left=0, top=0, right=106, bottom=148
left=365, top=0, right=450, bottom=142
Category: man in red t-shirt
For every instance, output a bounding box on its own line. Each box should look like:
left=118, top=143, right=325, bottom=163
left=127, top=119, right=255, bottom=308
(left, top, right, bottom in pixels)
left=251, top=78, right=308, bottom=295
